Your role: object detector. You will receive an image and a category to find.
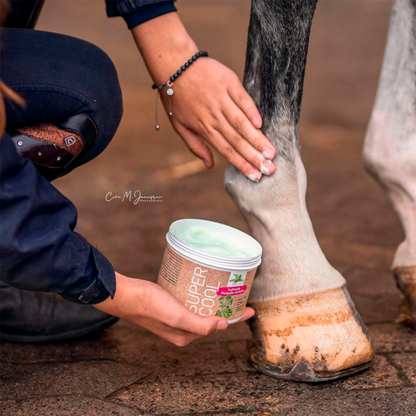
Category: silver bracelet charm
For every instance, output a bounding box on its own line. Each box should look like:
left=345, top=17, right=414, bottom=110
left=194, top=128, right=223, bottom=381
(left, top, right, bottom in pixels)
left=151, top=51, right=209, bottom=131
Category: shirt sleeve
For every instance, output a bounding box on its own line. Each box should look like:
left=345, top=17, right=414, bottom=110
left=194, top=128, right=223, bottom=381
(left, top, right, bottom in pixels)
left=106, top=0, right=177, bottom=29
left=0, top=131, right=116, bottom=305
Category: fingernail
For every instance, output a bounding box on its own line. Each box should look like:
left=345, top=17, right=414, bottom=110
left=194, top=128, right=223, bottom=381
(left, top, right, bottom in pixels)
left=252, top=116, right=262, bottom=128
left=260, top=160, right=275, bottom=176
left=262, top=147, right=275, bottom=160
left=203, top=158, right=212, bottom=168
left=216, top=320, right=229, bottom=331
left=247, top=168, right=262, bottom=182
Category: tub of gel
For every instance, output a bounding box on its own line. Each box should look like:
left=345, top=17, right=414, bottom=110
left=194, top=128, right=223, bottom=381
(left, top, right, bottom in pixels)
left=157, top=219, right=262, bottom=323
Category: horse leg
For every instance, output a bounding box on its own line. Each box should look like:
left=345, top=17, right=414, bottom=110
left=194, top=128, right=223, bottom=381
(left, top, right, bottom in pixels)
left=364, top=0, right=416, bottom=330
left=224, top=0, right=374, bottom=382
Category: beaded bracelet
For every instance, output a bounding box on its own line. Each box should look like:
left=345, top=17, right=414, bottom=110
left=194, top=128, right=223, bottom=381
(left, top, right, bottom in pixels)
left=152, top=50, right=209, bottom=131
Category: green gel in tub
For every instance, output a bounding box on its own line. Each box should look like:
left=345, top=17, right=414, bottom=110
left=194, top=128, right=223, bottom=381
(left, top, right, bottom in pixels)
left=175, top=225, right=254, bottom=259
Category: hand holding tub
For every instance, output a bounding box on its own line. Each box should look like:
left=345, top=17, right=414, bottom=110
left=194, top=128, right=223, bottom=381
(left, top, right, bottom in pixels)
left=94, top=273, right=255, bottom=347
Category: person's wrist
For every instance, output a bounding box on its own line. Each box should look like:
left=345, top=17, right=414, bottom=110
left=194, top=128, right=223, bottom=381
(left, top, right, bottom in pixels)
left=165, top=33, right=197, bottom=60
left=93, top=272, right=128, bottom=315
left=131, top=13, right=199, bottom=85
left=150, top=37, right=198, bottom=85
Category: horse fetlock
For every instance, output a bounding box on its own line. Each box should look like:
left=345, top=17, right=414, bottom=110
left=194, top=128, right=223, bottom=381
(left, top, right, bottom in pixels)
left=363, top=112, right=416, bottom=188
left=364, top=112, right=416, bottom=328
left=225, top=153, right=345, bottom=302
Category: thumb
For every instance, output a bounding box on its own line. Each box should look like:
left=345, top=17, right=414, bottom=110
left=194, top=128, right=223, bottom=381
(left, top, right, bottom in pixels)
left=179, top=311, right=229, bottom=336
left=197, top=316, right=229, bottom=336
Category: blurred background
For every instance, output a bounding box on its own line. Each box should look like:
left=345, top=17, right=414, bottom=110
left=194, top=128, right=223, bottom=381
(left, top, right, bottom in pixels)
left=35, top=0, right=402, bottom=321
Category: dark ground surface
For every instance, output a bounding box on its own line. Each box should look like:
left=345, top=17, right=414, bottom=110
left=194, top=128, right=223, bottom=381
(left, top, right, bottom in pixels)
left=1, top=1, right=416, bottom=415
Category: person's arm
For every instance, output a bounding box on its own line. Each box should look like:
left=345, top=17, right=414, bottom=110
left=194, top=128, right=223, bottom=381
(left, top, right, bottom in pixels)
left=106, top=0, right=178, bottom=29
left=106, top=2, right=276, bottom=179
left=0, top=131, right=254, bottom=345
left=131, top=12, right=276, bottom=181
left=0, top=131, right=114, bottom=304
left=95, top=272, right=255, bottom=346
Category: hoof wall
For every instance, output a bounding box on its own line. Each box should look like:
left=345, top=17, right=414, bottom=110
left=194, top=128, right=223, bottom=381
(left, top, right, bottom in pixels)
left=251, top=349, right=373, bottom=383
left=249, top=286, right=374, bottom=382
left=393, top=266, right=416, bottom=330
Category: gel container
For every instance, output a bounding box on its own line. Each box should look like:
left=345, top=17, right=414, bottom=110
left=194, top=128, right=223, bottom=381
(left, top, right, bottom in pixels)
left=157, top=219, right=262, bottom=323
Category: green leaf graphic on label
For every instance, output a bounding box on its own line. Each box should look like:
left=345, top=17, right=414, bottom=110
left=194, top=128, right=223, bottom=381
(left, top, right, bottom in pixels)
left=219, top=295, right=233, bottom=308
left=222, top=307, right=233, bottom=318
left=233, top=274, right=243, bottom=283
left=217, top=303, right=233, bottom=319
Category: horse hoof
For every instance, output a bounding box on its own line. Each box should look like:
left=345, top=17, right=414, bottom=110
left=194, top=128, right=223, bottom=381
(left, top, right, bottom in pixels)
left=249, top=285, right=374, bottom=382
left=393, top=266, right=416, bottom=330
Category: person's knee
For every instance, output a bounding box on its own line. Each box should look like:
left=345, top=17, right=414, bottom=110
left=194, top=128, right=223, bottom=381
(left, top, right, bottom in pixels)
left=70, top=38, right=123, bottom=156
left=77, top=40, right=123, bottom=127
left=90, top=44, right=123, bottom=120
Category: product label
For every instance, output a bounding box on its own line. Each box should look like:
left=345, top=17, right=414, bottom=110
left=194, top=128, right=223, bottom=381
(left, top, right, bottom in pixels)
left=216, top=286, right=247, bottom=296
left=157, top=245, right=256, bottom=321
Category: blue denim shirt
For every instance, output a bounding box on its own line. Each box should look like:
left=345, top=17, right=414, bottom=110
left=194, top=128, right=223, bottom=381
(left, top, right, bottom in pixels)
left=106, top=0, right=177, bottom=29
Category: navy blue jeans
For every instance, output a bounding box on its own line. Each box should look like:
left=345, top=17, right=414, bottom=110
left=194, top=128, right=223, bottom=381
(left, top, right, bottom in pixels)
left=1, top=28, right=123, bottom=170
left=0, top=28, right=123, bottom=304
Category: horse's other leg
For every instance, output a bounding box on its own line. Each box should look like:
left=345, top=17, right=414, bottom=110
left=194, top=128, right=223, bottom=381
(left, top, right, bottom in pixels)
left=224, top=0, right=374, bottom=382
left=364, top=0, right=416, bottom=330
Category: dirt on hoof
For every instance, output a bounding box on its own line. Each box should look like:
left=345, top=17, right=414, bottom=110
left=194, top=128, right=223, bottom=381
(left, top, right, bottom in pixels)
left=248, top=285, right=375, bottom=382
left=394, top=266, right=416, bottom=330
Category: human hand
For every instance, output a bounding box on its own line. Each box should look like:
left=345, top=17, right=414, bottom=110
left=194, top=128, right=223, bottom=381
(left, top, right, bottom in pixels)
left=163, top=57, right=277, bottom=182
left=132, top=13, right=276, bottom=182
left=94, top=273, right=255, bottom=346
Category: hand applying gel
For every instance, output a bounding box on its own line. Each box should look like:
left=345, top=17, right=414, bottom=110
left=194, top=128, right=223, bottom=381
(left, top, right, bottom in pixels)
left=131, top=13, right=277, bottom=182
